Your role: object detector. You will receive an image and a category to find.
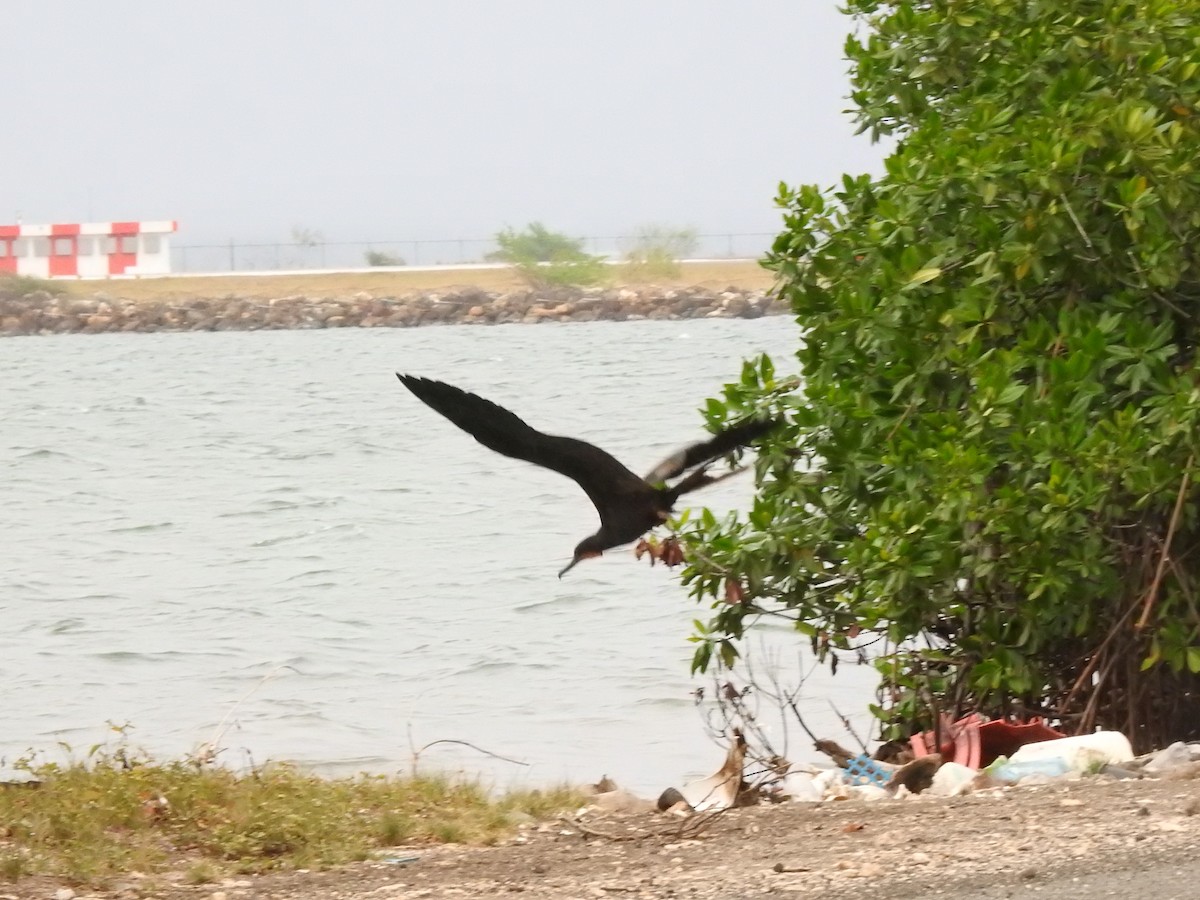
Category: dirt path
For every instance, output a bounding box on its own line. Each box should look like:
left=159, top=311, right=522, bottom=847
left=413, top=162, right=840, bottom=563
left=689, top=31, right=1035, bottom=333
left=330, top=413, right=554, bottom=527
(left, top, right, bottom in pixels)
left=9, top=775, right=1198, bottom=900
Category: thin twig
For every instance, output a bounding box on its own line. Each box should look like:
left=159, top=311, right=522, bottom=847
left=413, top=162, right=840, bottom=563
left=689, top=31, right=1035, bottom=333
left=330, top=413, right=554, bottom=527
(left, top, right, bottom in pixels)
left=195, top=664, right=299, bottom=763
left=675, top=805, right=733, bottom=839
left=1059, top=193, right=1095, bottom=250
left=1150, top=290, right=1190, bottom=319
left=885, top=398, right=919, bottom=442
left=415, top=739, right=529, bottom=767
left=785, top=697, right=821, bottom=744
left=678, top=543, right=732, bottom=577
left=829, top=700, right=869, bottom=753
left=763, top=655, right=801, bottom=762
left=1165, top=556, right=1198, bottom=610
left=1078, top=650, right=1120, bottom=733
left=1136, top=455, right=1193, bottom=630
left=1058, top=588, right=1144, bottom=714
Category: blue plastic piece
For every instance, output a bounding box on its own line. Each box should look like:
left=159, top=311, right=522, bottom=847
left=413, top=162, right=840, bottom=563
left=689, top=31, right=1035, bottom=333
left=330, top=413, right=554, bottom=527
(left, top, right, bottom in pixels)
left=844, top=753, right=891, bottom=787
left=985, top=755, right=1071, bottom=783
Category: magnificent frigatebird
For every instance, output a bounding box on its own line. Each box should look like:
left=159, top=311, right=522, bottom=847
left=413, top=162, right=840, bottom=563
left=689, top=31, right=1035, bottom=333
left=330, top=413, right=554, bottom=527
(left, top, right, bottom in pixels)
left=396, top=374, right=776, bottom=577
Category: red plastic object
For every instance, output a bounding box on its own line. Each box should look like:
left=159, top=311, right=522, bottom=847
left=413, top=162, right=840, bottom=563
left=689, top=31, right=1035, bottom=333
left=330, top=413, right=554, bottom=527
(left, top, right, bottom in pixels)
left=910, top=713, right=983, bottom=768
left=976, top=717, right=1065, bottom=763
left=909, top=714, right=1064, bottom=769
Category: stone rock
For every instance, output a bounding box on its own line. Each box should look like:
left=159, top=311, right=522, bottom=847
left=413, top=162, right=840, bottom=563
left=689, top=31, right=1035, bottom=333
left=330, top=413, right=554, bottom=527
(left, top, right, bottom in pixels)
left=591, top=788, right=655, bottom=814
left=0, top=282, right=786, bottom=339
left=1144, top=742, right=1195, bottom=777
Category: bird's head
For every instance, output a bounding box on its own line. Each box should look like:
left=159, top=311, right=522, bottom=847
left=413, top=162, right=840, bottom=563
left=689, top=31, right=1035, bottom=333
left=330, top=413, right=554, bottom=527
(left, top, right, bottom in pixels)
left=558, top=536, right=605, bottom=578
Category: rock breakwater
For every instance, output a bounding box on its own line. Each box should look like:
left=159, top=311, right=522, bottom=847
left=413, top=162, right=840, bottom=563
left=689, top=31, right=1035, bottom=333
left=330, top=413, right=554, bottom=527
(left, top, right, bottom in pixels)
left=0, top=285, right=786, bottom=337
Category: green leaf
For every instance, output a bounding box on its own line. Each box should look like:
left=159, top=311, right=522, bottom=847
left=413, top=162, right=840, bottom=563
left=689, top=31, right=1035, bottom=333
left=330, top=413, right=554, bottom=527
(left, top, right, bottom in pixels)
left=1187, top=647, right=1200, bottom=675
left=718, top=640, right=740, bottom=669
left=904, top=266, right=942, bottom=287
left=998, top=383, right=1027, bottom=404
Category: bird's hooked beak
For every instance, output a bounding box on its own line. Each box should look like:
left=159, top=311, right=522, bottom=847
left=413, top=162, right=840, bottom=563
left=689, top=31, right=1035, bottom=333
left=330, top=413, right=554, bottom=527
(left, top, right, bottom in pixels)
left=558, top=550, right=601, bottom=579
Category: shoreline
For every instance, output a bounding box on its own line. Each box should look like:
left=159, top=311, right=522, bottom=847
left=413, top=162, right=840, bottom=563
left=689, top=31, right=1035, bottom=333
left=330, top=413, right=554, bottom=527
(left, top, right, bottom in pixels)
left=0, top=284, right=787, bottom=337
left=4, top=774, right=1197, bottom=899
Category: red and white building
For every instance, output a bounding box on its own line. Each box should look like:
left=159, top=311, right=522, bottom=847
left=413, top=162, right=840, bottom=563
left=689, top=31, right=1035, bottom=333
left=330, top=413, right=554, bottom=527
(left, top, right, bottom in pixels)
left=0, top=220, right=177, bottom=278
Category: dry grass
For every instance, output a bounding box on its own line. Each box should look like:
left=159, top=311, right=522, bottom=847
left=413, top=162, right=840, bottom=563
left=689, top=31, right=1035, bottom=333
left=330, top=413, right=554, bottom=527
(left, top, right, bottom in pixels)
left=0, top=273, right=60, bottom=297
left=54, top=260, right=774, bottom=302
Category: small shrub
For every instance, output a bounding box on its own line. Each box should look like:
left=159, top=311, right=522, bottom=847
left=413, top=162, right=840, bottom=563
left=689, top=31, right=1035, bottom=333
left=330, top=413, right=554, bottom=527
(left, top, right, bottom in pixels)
left=364, top=250, right=406, bottom=267
left=487, top=222, right=608, bottom=288
left=0, top=850, right=28, bottom=882
left=431, top=821, right=468, bottom=844
left=184, top=861, right=218, bottom=885
left=377, top=812, right=414, bottom=845
left=0, top=273, right=59, bottom=298
left=621, top=225, right=699, bottom=281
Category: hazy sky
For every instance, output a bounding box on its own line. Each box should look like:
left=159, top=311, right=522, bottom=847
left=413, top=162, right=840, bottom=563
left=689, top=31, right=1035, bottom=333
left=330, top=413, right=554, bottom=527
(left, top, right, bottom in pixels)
left=6, top=2, right=884, bottom=248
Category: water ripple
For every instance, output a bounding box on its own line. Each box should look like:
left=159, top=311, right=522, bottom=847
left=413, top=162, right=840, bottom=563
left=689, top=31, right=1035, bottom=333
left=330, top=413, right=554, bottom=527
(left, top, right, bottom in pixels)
left=0, top=320, right=876, bottom=793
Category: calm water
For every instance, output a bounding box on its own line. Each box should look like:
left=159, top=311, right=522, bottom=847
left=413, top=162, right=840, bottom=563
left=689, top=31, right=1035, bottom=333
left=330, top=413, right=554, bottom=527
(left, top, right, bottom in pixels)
left=1, top=318, right=876, bottom=794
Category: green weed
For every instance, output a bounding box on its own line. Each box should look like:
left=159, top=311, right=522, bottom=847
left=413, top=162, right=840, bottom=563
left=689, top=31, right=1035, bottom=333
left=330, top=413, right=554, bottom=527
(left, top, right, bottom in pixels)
left=0, top=741, right=583, bottom=886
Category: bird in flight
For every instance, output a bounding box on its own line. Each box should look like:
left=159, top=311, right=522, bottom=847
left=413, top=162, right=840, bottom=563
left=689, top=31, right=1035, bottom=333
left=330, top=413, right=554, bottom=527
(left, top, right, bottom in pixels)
left=397, top=374, right=777, bottom=577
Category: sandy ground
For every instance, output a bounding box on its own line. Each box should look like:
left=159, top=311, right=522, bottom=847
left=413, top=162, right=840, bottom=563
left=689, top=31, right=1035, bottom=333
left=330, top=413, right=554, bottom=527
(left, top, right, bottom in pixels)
left=53, top=261, right=775, bottom=303
left=8, top=774, right=1198, bottom=900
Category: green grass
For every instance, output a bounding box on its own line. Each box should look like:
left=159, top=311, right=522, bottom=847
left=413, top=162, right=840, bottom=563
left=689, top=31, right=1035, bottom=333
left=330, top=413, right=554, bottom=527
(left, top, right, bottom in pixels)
left=0, top=742, right=583, bottom=887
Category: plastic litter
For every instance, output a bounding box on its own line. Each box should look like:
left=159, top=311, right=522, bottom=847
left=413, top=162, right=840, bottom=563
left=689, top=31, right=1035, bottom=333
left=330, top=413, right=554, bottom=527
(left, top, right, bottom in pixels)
left=986, top=755, right=1071, bottom=784
left=909, top=713, right=1064, bottom=769
left=812, top=767, right=847, bottom=800
left=927, top=761, right=979, bottom=796
left=781, top=771, right=822, bottom=803
left=1009, top=731, right=1133, bottom=772
left=844, top=753, right=892, bottom=788
left=849, top=783, right=890, bottom=802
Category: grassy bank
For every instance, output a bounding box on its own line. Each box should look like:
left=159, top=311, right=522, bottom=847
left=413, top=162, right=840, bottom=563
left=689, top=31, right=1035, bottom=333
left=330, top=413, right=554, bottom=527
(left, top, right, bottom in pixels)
left=51, top=259, right=773, bottom=303
left=0, top=743, right=582, bottom=887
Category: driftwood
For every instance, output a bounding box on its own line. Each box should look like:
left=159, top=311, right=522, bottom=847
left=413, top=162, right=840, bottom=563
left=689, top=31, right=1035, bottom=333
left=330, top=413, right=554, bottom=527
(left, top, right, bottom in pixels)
left=813, top=739, right=858, bottom=769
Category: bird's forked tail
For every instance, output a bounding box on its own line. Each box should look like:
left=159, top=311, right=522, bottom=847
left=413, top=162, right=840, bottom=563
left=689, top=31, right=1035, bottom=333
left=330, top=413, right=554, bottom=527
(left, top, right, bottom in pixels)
left=669, top=464, right=745, bottom=500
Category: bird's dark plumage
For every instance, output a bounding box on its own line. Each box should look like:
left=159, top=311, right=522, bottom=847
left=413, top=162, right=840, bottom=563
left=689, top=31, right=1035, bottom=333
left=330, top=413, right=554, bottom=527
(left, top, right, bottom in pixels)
left=396, top=374, right=776, bottom=576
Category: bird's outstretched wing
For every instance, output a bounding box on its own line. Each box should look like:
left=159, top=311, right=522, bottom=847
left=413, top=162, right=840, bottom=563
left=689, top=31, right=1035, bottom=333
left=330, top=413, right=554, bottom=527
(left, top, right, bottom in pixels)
left=397, top=374, right=646, bottom=513
left=643, top=417, right=778, bottom=484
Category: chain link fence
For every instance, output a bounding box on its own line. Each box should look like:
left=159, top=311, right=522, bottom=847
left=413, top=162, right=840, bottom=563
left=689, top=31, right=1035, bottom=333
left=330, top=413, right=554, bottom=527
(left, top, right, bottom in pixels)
left=171, top=232, right=776, bottom=274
